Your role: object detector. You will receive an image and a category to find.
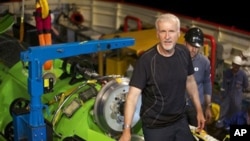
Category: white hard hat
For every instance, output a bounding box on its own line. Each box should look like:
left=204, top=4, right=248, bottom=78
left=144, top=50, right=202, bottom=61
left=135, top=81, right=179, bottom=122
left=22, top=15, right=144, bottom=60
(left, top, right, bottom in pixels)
left=242, top=47, right=250, bottom=57
left=233, top=56, right=242, bottom=65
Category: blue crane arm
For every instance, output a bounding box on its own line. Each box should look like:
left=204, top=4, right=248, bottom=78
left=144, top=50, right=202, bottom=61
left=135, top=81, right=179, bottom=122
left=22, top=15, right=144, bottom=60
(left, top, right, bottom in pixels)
left=15, top=37, right=134, bottom=141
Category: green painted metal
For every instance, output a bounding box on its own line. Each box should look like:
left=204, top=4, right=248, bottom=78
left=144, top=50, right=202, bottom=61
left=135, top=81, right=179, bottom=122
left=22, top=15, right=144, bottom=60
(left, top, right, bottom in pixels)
left=0, top=59, right=143, bottom=141
left=0, top=14, right=15, bottom=34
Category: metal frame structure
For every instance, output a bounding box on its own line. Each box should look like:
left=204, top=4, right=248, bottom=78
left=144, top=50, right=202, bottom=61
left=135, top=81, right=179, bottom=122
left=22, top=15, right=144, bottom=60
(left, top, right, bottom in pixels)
left=13, top=38, right=135, bottom=140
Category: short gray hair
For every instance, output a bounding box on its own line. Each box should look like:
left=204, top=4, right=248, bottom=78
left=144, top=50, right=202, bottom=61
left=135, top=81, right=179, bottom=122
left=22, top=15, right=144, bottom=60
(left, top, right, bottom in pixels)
left=155, top=13, right=180, bottom=32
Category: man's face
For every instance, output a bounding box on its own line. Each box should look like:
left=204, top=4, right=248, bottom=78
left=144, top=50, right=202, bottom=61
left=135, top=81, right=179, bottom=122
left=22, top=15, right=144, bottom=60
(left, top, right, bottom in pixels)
left=232, top=63, right=241, bottom=73
left=185, top=42, right=200, bottom=58
left=156, top=20, right=180, bottom=51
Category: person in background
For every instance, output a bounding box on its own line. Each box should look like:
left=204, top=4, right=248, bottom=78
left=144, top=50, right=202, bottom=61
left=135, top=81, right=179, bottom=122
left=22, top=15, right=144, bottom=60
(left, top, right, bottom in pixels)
left=217, top=102, right=250, bottom=140
left=119, top=13, right=205, bottom=141
left=184, top=27, right=213, bottom=127
left=216, top=55, right=248, bottom=127
left=34, top=0, right=53, bottom=70
left=240, top=47, right=250, bottom=103
left=223, top=102, right=250, bottom=131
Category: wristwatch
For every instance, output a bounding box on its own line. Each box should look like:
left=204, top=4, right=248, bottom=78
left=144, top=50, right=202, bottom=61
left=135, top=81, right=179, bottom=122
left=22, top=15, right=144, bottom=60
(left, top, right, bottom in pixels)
left=123, top=124, right=131, bottom=129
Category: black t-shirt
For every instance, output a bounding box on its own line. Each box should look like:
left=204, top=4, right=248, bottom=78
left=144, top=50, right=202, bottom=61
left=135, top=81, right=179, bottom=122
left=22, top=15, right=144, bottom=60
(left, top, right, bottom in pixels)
left=129, top=43, right=194, bottom=128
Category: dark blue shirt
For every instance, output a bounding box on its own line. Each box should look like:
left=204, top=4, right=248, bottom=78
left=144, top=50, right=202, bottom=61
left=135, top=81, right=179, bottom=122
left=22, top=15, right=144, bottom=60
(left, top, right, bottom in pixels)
left=222, top=68, right=248, bottom=97
left=186, top=53, right=212, bottom=106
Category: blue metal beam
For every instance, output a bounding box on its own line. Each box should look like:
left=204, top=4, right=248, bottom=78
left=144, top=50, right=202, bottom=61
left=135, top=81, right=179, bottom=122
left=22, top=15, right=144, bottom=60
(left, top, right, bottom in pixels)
left=14, top=37, right=135, bottom=140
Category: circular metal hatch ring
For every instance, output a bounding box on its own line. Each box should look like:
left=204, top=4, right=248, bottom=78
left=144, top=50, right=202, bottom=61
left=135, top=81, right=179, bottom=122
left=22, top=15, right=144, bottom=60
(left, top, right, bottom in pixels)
left=131, top=134, right=144, bottom=141
left=94, top=77, right=141, bottom=136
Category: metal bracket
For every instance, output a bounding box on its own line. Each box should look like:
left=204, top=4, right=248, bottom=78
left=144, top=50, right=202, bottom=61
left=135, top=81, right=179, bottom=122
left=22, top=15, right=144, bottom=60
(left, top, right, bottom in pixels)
left=13, top=38, right=134, bottom=140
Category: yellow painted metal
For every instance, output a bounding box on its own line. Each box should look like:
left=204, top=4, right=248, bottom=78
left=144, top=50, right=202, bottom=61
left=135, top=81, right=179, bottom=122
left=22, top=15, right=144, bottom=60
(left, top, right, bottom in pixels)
left=103, top=29, right=186, bottom=55
left=103, top=29, right=158, bottom=56
left=203, top=43, right=210, bottom=57
left=178, top=31, right=186, bottom=45
left=98, top=52, right=104, bottom=76
left=103, top=29, right=187, bottom=75
left=106, top=57, right=128, bottom=75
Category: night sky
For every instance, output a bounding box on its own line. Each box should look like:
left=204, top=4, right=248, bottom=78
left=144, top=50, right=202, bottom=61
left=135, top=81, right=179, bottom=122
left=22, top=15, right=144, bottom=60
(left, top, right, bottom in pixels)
left=125, top=0, right=250, bottom=32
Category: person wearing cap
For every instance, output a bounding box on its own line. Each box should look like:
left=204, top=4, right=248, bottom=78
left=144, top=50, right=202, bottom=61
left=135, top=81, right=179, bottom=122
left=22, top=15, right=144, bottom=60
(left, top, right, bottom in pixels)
left=184, top=27, right=213, bottom=127
left=216, top=55, right=248, bottom=127
left=240, top=47, right=250, bottom=104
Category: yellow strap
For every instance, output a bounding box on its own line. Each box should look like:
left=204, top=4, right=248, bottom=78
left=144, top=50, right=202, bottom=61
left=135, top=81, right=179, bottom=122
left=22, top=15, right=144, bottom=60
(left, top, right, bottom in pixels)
left=36, top=2, right=41, bottom=8
left=39, top=0, right=49, bottom=19
left=223, top=134, right=230, bottom=141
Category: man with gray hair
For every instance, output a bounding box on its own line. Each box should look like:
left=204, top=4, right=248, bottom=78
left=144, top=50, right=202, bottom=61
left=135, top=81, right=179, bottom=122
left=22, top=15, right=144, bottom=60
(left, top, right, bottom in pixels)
left=119, top=13, right=205, bottom=141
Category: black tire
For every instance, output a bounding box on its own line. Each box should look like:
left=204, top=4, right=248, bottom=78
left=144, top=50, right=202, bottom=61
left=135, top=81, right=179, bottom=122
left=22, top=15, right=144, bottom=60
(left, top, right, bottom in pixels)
left=9, top=97, right=29, bottom=116
left=4, top=121, right=14, bottom=141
